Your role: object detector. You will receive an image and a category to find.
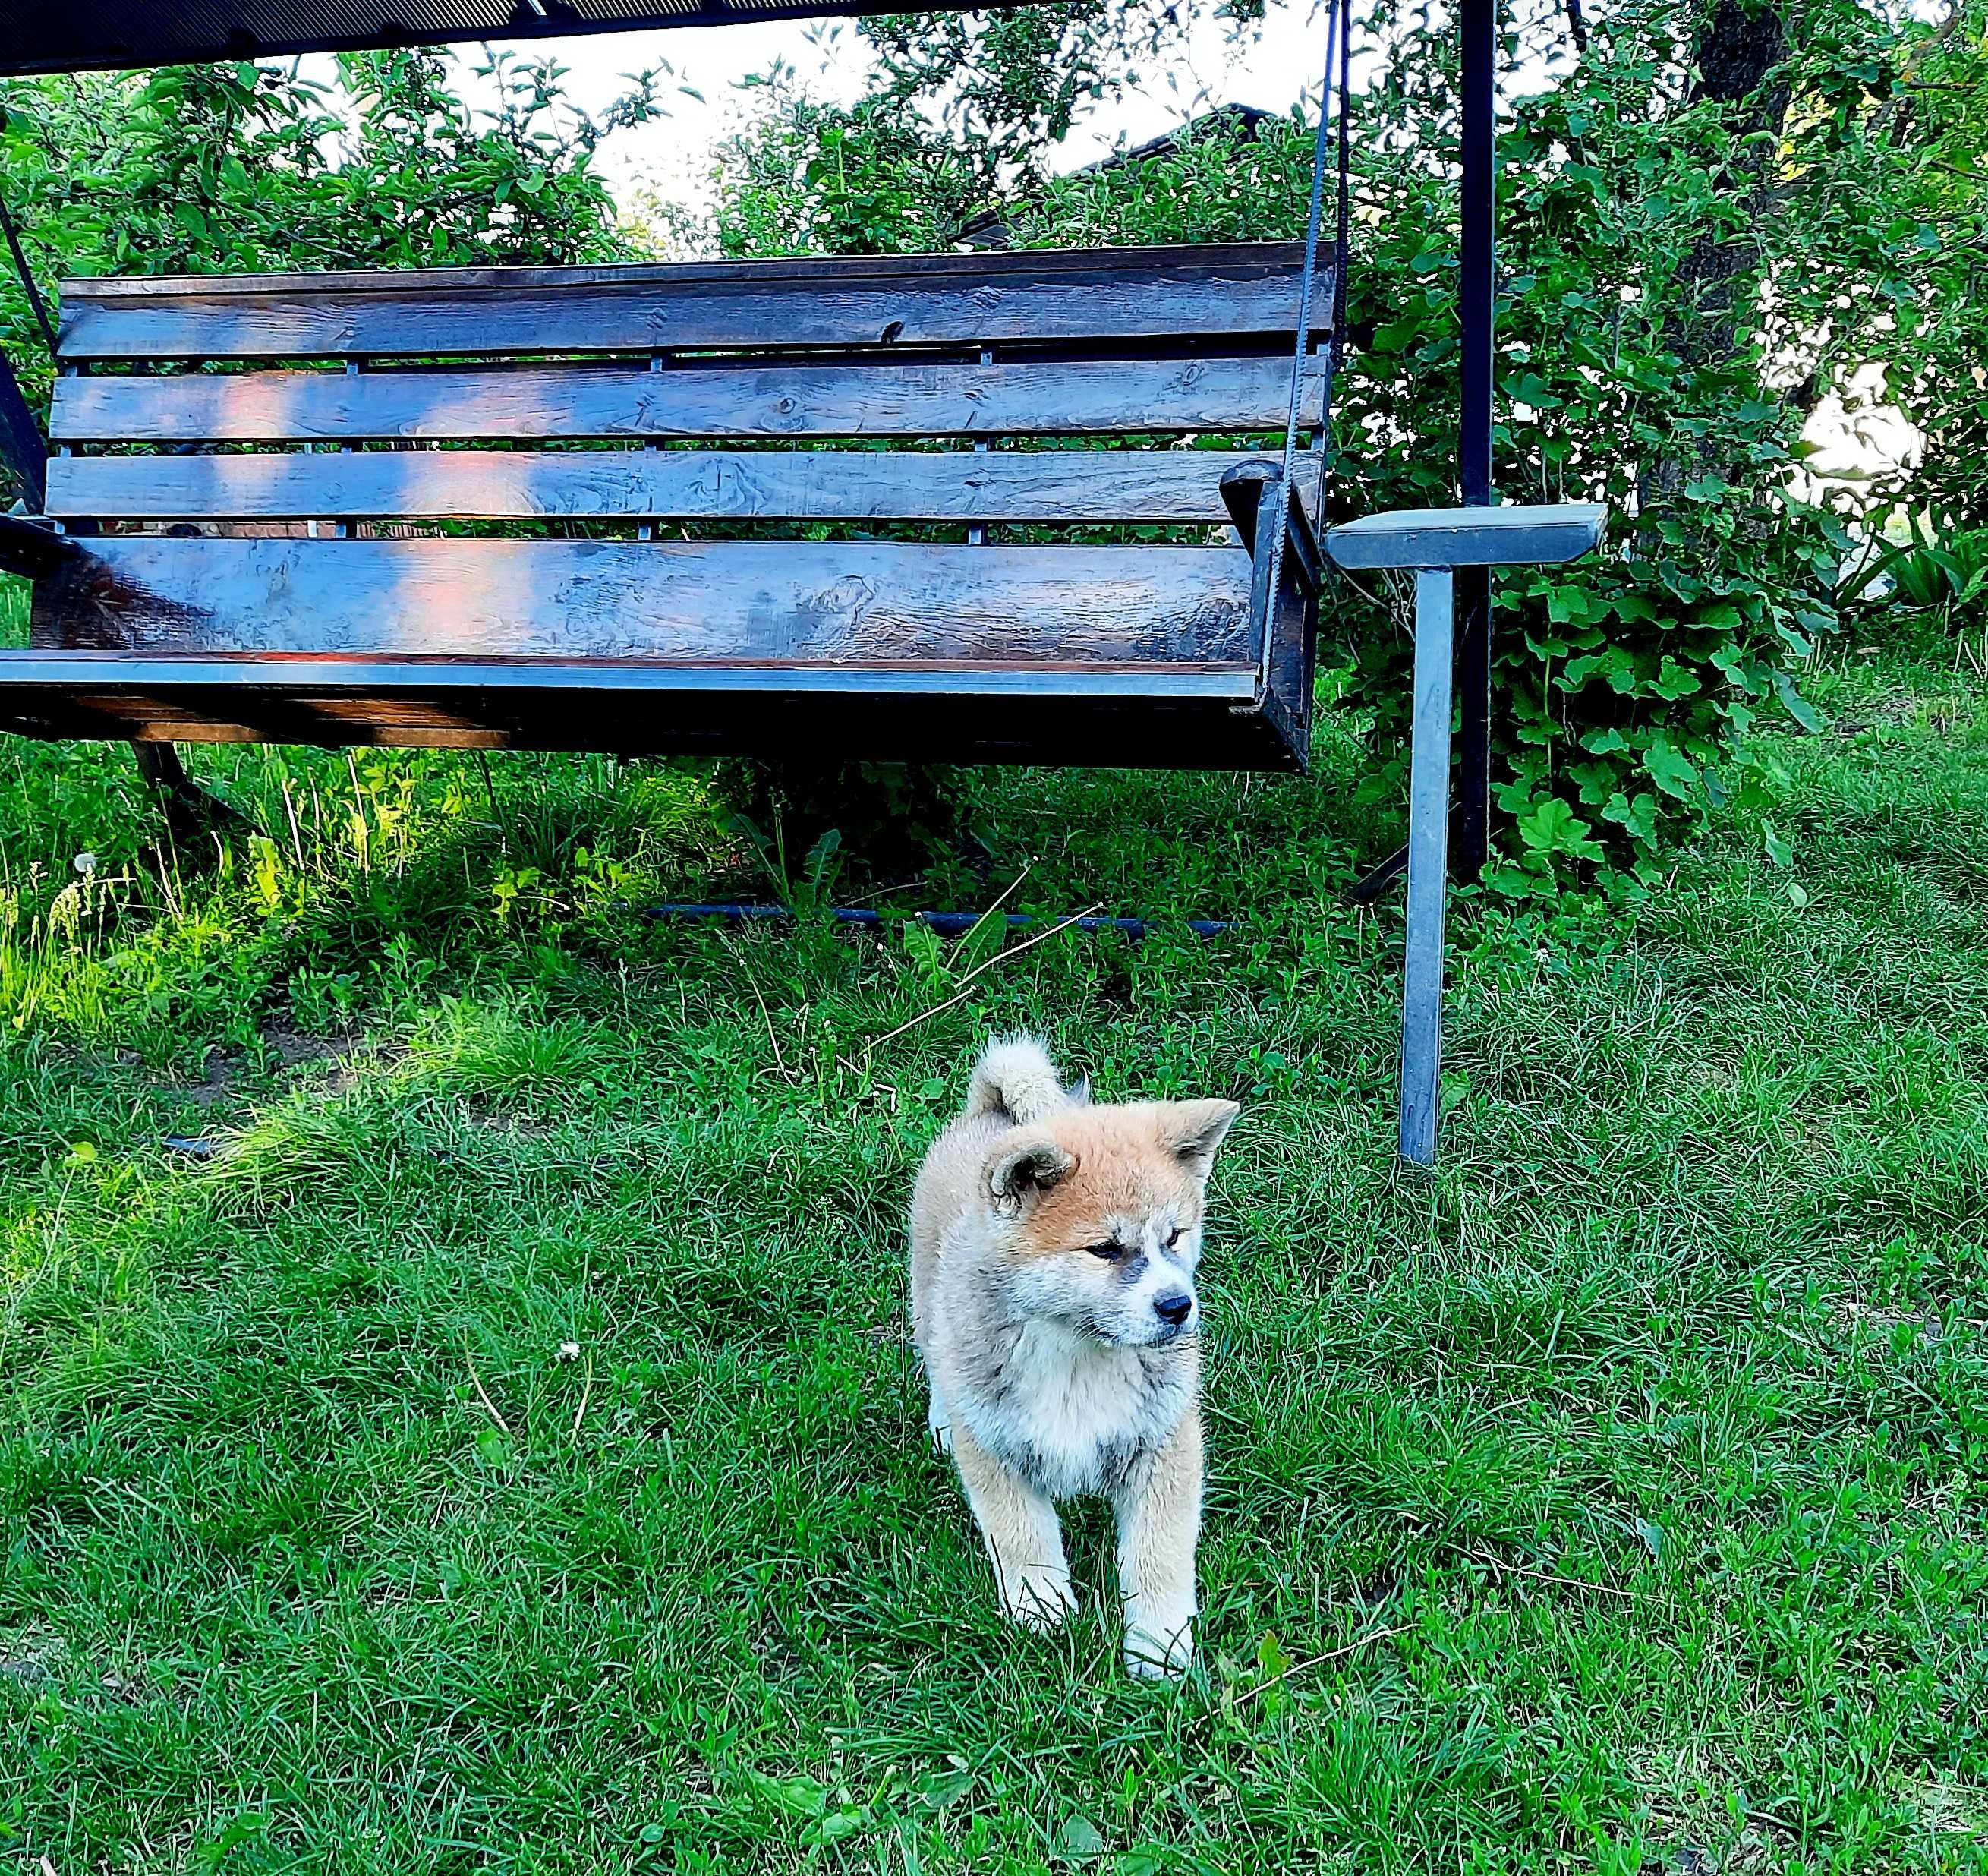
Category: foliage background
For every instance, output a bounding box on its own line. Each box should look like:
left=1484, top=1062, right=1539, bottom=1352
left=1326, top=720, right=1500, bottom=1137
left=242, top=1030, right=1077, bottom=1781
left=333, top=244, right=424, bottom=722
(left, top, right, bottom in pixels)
left=0, top=0, right=1981, bottom=882
left=0, top=49, right=652, bottom=411
left=707, top=0, right=1987, bottom=881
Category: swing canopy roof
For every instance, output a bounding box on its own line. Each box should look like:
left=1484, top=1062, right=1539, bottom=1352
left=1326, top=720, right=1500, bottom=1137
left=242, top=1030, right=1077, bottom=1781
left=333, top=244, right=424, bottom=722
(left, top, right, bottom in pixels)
left=0, top=0, right=1023, bottom=80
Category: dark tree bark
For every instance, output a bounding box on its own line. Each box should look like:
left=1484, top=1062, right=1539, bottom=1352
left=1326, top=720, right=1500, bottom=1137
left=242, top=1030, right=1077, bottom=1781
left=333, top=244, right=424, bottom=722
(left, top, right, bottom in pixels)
left=1672, top=0, right=1792, bottom=364
left=1643, top=0, right=1793, bottom=506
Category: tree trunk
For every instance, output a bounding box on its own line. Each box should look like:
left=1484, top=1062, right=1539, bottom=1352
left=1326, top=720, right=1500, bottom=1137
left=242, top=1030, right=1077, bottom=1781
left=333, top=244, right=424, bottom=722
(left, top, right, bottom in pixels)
left=1644, top=0, right=1793, bottom=506
left=1672, top=0, right=1792, bottom=368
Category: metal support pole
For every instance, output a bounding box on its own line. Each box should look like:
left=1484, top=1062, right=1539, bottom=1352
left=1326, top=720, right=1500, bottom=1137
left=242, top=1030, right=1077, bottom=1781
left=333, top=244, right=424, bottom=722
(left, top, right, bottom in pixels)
left=131, top=743, right=257, bottom=856
left=1454, top=0, right=1497, bottom=884
left=1453, top=566, right=1492, bottom=880
left=1400, top=566, right=1455, bottom=1165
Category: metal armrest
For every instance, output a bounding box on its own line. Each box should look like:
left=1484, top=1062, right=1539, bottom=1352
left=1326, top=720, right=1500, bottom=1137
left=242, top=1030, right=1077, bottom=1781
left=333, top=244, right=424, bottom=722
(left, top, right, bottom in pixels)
left=1218, top=460, right=1322, bottom=595
left=0, top=513, right=77, bottom=579
left=1325, top=502, right=1606, bottom=571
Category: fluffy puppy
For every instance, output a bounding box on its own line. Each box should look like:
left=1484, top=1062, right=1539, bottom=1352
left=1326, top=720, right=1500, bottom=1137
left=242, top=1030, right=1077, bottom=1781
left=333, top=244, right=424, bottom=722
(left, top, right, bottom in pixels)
left=909, top=1035, right=1239, bottom=1677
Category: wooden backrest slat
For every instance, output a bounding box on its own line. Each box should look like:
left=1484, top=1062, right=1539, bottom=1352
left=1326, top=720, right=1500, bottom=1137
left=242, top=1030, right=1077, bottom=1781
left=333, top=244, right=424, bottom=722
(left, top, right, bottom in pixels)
left=51, top=355, right=1325, bottom=446
left=45, top=448, right=1271, bottom=525
left=56, top=244, right=1329, bottom=361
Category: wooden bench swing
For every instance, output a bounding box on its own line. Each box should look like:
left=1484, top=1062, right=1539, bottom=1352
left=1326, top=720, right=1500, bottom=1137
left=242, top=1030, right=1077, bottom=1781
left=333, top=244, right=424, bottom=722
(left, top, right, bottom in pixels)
left=0, top=0, right=1603, bottom=1164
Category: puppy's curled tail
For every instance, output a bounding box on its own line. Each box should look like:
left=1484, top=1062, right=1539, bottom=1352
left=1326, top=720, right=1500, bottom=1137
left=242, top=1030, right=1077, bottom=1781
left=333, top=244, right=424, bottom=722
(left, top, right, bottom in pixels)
left=966, top=1033, right=1082, bottom=1126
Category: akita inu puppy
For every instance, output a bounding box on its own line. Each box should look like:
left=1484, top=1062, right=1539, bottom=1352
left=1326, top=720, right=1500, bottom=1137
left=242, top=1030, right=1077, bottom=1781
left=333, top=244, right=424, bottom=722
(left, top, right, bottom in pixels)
left=910, top=1036, right=1239, bottom=1678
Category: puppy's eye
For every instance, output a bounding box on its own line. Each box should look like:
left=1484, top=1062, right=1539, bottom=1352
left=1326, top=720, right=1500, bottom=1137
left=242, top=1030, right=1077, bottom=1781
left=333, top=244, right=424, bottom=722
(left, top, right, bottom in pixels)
left=1085, top=1241, right=1125, bottom=1262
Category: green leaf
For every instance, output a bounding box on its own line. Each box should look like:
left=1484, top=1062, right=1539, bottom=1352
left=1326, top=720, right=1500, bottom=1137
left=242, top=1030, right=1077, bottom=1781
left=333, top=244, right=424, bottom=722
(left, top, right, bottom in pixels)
left=1547, top=585, right=1598, bottom=625
left=1501, top=370, right=1562, bottom=409
left=816, top=1808, right=867, bottom=1843
left=1770, top=670, right=1822, bottom=733
left=1058, top=1814, right=1107, bottom=1860
left=1763, top=821, right=1793, bottom=869
left=1561, top=646, right=1638, bottom=693
left=742, top=1769, right=828, bottom=1819
left=1648, top=657, right=1703, bottom=701
left=1256, top=1630, right=1296, bottom=1679
left=1643, top=736, right=1700, bottom=802
left=913, top=1769, right=975, bottom=1810
left=1601, top=791, right=1662, bottom=845
left=1517, top=797, right=1605, bottom=862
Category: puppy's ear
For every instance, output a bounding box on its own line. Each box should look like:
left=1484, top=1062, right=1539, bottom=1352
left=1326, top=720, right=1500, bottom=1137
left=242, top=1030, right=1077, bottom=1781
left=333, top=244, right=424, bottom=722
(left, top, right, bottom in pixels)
left=1158, top=1099, right=1240, bottom=1181
left=986, top=1131, right=1076, bottom=1213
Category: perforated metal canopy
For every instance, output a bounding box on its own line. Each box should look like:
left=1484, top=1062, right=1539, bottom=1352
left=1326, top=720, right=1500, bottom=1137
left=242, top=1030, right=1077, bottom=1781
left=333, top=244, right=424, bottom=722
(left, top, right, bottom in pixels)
left=0, top=0, right=1027, bottom=79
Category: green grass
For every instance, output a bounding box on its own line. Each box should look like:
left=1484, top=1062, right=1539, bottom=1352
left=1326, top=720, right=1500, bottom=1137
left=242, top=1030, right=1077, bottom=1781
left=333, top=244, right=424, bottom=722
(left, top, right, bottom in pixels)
left=2, top=639, right=1986, bottom=1874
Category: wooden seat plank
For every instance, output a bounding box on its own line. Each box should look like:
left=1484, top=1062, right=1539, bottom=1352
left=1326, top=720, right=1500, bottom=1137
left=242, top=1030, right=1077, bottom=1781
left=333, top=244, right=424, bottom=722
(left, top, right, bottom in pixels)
left=30, top=538, right=1254, bottom=666
left=46, top=447, right=1271, bottom=525
left=52, top=355, right=1323, bottom=446
left=0, top=651, right=1259, bottom=695
left=56, top=244, right=1332, bottom=361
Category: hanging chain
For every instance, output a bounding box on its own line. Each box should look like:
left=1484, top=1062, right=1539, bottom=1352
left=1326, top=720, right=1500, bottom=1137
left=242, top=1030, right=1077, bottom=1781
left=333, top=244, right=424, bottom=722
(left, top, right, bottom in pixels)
left=1261, top=0, right=1353, bottom=692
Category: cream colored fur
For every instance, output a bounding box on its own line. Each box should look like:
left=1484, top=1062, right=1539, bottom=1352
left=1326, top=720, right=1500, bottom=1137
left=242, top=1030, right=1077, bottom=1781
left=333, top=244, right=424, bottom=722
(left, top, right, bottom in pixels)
left=909, top=1034, right=1238, bottom=1678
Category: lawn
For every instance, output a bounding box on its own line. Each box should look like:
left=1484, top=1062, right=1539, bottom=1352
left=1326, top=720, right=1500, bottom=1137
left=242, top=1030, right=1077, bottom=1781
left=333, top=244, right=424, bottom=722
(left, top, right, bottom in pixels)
left=1, top=606, right=1984, bottom=1872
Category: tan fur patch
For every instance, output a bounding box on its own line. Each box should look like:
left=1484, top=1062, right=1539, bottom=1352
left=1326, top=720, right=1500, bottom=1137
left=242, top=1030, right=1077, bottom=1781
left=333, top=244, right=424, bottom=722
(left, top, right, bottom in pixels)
left=996, top=1104, right=1210, bottom=1259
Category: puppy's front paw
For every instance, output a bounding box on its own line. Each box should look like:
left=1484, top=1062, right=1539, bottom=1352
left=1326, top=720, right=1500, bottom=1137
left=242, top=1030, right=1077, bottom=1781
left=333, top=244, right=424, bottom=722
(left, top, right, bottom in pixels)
left=1001, top=1565, right=1078, bottom=1632
left=1123, top=1606, right=1194, bottom=1679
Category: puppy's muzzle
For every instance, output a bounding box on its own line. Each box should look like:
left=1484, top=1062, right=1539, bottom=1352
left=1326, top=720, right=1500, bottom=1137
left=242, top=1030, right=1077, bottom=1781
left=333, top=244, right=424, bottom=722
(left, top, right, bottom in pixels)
left=1153, top=1290, right=1194, bottom=1328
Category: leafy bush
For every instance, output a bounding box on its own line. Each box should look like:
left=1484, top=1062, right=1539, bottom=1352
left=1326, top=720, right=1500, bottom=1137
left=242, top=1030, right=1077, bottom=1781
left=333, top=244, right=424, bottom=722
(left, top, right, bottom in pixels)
left=0, top=49, right=657, bottom=411
left=713, top=0, right=1986, bottom=881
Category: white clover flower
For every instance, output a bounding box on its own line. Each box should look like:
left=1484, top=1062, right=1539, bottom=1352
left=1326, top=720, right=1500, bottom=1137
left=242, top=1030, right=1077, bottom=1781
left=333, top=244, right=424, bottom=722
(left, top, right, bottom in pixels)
left=558, top=1341, right=581, bottom=1362
left=74, top=851, right=98, bottom=876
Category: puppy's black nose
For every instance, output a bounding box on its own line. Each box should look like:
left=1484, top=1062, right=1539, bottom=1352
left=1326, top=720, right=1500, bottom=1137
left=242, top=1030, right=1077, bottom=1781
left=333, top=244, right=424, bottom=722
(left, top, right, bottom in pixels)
left=1154, top=1291, right=1194, bottom=1326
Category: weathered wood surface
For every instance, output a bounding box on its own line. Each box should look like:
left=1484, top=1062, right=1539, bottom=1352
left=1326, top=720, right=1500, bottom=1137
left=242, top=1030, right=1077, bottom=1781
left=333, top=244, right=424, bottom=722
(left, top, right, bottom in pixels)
left=29, top=538, right=1255, bottom=665
left=1326, top=502, right=1609, bottom=569
left=53, top=356, right=1324, bottom=445
left=19, top=243, right=1327, bottom=777
left=1399, top=566, right=1457, bottom=1165
left=47, top=447, right=1271, bottom=524
left=57, top=244, right=1333, bottom=360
